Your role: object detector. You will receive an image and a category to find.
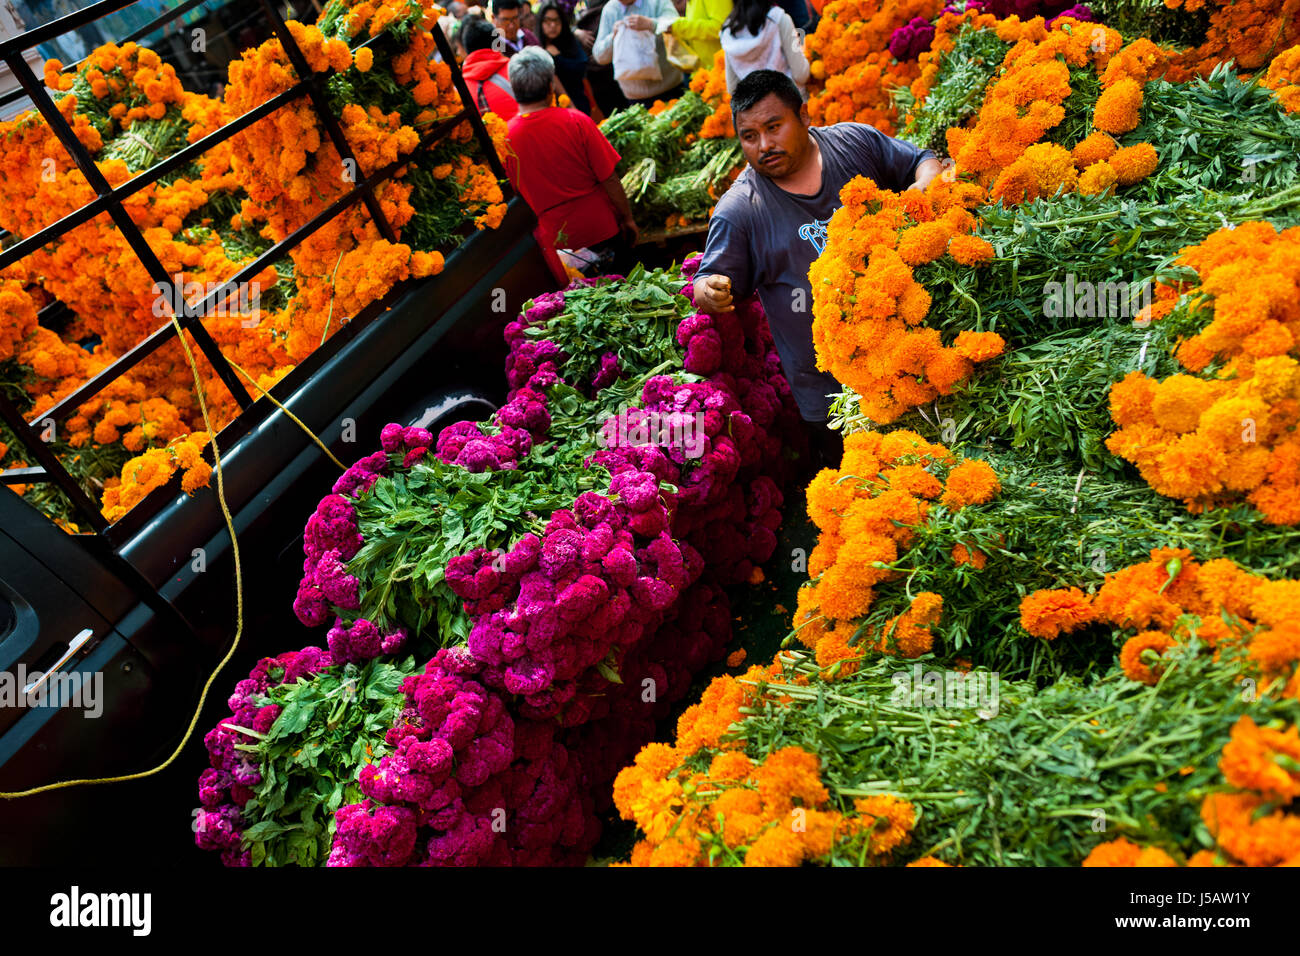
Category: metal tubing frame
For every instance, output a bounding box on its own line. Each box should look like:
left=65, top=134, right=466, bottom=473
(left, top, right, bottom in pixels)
left=0, top=0, right=511, bottom=524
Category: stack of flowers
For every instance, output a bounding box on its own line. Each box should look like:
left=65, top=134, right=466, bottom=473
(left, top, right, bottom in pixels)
left=1105, top=222, right=1300, bottom=524
left=612, top=1, right=1300, bottom=867
left=0, top=0, right=507, bottom=528
left=808, top=174, right=1003, bottom=423
left=805, top=0, right=944, bottom=132
left=193, top=258, right=805, bottom=865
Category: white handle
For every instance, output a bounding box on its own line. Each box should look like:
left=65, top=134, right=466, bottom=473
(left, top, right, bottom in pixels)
left=24, top=628, right=94, bottom=696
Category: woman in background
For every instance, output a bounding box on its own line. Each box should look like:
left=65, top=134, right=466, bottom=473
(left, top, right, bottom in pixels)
left=718, top=0, right=809, bottom=94
left=539, top=2, right=592, bottom=113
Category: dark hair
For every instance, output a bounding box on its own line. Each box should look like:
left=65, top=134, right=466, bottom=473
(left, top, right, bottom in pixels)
left=492, top=0, right=523, bottom=12
left=732, top=69, right=803, bottom=120
left=462, top=15, right=498, bottom=52
left=724, top=0, right=774, bottom=39
left=536, top=1, right=579, bottom=57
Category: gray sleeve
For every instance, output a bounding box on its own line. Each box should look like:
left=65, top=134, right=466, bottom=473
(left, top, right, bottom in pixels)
left=696, top=209, right=755, bottom=301
left=833, top=123, right=937, bottom=191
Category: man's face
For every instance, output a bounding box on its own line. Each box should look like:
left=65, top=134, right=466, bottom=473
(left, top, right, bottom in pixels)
left=735, top=93, right=811, bottom=180
left=494, top=7, right=520, bottom=39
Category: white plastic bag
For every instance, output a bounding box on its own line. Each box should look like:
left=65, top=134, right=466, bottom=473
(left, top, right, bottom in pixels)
left=612, top=22, right=663, bottom=85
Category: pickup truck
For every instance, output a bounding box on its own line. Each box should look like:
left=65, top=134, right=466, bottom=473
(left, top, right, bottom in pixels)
left=0, top=0, right=555, bottom=865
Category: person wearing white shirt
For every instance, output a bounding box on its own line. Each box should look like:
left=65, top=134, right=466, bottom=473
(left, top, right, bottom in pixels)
left=720, top=0, right=810, bottom=95
left=592, top=0, right=685, bottom=104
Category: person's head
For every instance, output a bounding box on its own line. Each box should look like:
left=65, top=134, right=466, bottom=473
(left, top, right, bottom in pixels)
left=462, top=14, right=498, bottom=53
left=492, top=0, right=524, bottom=39
left=538, top=1, right=573, bottom=43
left=448, top=0, right=468, bottom=17
left=724, top=0, right=771, bottom=37
left=508, top=46, right=555, bottom=105
left=732, top=70, right=811, bottom=179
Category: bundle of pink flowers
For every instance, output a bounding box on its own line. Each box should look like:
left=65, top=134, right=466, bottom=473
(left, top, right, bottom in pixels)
left=196, top=259, right=804, bottom=865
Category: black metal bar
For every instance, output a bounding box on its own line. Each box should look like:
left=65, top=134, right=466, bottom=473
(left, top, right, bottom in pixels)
left=124, top=0, right=213, bottom=42
left=0, top=83, right=310, bottom=274
left=0, top=466, right=47, bottom=484
left=256, top=0, right=399, bottom=244
left=0, top=393, right=109, bottom=532
left=184, top=106, right=470, bottom=321
left=27, top=322, right=180, bottom=429
left=5, top=53, right=255, bottom=414
left=431, top=23, right=512, bottom=190
left=0, top=0, right=137, bottom=59
left=29, top=105, right=468, bottom=427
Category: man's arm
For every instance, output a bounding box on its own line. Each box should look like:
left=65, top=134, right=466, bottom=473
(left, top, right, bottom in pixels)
left=837, top=123, right=938, bottom=193
left=777, top=11, right=810, bottom=87
left=694, top=211, right=754, bottom=314
left=908, top=157, right=944, bottom=192
left=668, top=0, right=726, bottom=39
left=651, top=0, right=680, bottom=32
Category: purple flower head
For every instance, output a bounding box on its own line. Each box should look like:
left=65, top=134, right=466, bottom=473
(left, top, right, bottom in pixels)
left=684, top=329, right=723, bottom=375
left=311, top=549, right=361, bottom=610
left=609, top=470, right=659, bottom=513
left=522, top=291, right=566, bottom=326
left=303, top=494, right=363, bottom=563
left=1048, top=3, right=1094, bottom=25
left=333, top=451, right=388, bottom=498
left=591, top=351, right=621, bottom=391
left=889, top=17, right=937, bottom=61
left=333, top=801, right=418, bottom=867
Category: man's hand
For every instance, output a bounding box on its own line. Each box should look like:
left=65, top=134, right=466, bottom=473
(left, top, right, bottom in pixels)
left=575, top=28, right=596, bottom=50
left=694, top=274, right=734, bottom=313
left=907, top=157, right=945, bottom=193
left=626, top=14, right=655, bottom=30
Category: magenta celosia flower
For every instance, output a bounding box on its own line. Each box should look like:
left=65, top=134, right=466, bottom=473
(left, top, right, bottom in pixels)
left=591, top=351, right=621, bottom=390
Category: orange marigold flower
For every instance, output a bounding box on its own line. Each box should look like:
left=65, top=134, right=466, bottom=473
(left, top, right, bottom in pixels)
left=952, top=329, right=1005, bottom=362
left=1110, top=143, right=1158, bottom=185
left=940, top=458, right=1000, bottom=510
left=951, top=542, right=987, bottom=569
left=1219, top=715, right=1300, bottom=801
left=1020, top=587, right=1097, bottom=639
left=1082, top=837, right=1177, bottom=867
left=1077, top=160, right=1118, bottom=197
left=1093, top=77, right=1144, bottom=133
left=852, top=795, right=915, bottom=855
left=947, top=233, right=995, bottom=266
left=1120, top=630, right=1176, bottom=684
left=1071, top=131, right=1118, bottom=168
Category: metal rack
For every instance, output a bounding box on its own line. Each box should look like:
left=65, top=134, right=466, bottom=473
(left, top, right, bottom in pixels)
left=0, top=0, right=512, bottom=535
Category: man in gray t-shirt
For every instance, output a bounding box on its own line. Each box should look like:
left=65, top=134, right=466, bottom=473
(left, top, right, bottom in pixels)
left=693, top=70, right=940, bottom=434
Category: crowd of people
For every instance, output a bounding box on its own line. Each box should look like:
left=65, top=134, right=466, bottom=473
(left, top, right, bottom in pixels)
left=442, top=0, right=824, bottom=280
left=440, top=0, right=819, bottom=120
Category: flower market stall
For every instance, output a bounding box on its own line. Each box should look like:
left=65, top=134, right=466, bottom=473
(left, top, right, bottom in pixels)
left=0, top=0, right=1297, bottom=889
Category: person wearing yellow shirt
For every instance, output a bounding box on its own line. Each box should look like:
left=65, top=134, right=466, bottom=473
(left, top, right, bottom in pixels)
left=664, top=0, right=732, bottom=67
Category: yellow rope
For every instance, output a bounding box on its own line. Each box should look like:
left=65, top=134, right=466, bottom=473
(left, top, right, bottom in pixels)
left=0, top=312, right=314, bottom=797
left=224, top=355, right=345, bottom=470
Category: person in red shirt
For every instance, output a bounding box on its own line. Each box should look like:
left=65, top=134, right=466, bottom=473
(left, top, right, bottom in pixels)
left=504, top=47, right=639, bottom=276
left=461, top=16, right=519, bottom=120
